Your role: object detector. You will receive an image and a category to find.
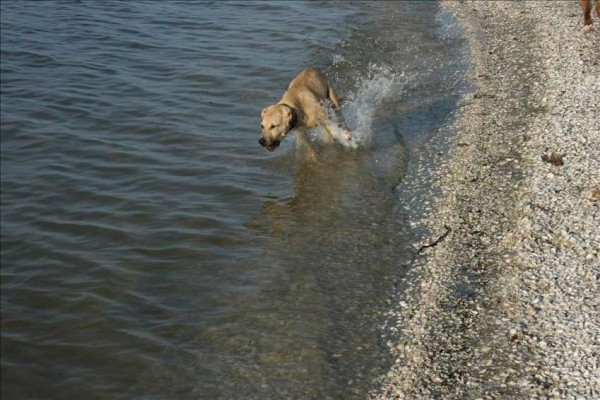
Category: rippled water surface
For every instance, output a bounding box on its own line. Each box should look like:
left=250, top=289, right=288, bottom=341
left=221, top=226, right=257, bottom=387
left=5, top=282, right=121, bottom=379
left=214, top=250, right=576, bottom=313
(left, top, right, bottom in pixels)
left=1, top=1, right=466, bottom=398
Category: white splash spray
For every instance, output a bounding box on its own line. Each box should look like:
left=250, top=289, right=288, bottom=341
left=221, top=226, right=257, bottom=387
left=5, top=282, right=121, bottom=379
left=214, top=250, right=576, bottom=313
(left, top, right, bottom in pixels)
left=334, top=64, right=408, bottom=150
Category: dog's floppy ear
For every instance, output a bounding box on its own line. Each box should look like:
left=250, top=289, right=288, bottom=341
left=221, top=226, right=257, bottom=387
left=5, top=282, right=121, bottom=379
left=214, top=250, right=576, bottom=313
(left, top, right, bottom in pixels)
left=282, top=106, right=293, bottom=125
left=261, top=106, right=270, bottom=118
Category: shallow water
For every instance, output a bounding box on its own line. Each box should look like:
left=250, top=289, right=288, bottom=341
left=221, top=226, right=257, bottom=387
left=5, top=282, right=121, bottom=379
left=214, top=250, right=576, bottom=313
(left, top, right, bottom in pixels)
left=1, top=1, right=466, bottom=398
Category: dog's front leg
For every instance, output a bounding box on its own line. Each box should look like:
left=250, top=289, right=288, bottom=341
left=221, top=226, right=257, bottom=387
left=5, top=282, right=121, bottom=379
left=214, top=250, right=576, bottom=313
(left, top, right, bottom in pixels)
left=295, top=129, right=317, bottom=160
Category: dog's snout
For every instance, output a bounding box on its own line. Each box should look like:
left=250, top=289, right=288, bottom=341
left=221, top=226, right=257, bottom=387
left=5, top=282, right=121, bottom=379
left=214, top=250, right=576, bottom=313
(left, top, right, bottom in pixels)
left=273, top=140, right=280, bottom=147
left=258, top=138, right=266, bottom=147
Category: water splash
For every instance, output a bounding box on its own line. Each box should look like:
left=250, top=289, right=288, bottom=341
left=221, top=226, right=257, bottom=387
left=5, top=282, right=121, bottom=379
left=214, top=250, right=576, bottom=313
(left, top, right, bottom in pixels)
left=335, top=64, right=409, bottom=149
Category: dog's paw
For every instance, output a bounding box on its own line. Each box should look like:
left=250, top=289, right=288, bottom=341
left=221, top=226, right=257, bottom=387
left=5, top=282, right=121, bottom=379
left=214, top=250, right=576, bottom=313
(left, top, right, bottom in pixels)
left=343, top=129, right=352, bottom=141
left=583, top=24, right=594, bottom=34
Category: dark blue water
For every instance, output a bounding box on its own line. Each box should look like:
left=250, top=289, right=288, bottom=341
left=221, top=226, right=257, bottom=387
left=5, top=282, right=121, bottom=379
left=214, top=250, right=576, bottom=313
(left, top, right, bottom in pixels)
left=1, top=1, right=467, bottom=398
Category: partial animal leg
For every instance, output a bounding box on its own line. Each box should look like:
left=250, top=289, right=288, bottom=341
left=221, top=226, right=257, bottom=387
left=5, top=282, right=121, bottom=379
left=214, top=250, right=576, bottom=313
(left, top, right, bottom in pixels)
left=582, top=0, right=593, bottom=32
left=322, top=120, right=352, bottom=143
left=320, top=122, right=337, bottom=144
left=328, top=86, right=342, bottom=110
left=295, top=129, right=317, bottom=160
left=321, top=99, right=353, bottom=143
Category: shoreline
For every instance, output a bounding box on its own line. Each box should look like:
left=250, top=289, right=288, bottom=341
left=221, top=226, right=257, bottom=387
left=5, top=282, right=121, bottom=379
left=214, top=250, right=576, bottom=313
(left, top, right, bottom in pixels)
left=373, top=1, right=599, bottom=399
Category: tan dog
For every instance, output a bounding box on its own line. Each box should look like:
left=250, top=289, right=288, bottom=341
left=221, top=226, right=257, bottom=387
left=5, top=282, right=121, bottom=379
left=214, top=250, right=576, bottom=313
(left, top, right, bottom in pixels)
left=259, top=68, right=351, bottom=153
left=582, top=0, right=600, bottom=32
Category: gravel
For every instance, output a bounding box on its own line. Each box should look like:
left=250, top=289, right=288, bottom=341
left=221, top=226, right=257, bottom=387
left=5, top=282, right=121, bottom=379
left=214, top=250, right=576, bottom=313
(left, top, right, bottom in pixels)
left=371, top=1, right=599, bottom=399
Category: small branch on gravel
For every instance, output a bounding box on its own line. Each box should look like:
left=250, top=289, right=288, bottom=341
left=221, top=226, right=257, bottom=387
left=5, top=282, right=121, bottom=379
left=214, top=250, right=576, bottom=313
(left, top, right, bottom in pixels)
left=417, top=225, right=452, bottom=255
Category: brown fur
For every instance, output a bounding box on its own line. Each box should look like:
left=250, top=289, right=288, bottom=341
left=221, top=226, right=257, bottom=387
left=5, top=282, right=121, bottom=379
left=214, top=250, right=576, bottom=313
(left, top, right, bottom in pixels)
left=259, top=68, right=351, bottom=153
left=581, top=0, right=600, bottom=32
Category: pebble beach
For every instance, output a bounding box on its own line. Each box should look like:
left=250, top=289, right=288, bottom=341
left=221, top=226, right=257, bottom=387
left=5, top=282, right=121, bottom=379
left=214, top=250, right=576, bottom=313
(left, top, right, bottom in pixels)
left=373, top=1, right=599, bottom=399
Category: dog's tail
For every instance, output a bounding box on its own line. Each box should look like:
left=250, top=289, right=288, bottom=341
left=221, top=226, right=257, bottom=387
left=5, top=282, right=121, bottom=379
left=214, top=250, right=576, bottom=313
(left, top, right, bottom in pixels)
left=328, top=86, right=342, bottom=109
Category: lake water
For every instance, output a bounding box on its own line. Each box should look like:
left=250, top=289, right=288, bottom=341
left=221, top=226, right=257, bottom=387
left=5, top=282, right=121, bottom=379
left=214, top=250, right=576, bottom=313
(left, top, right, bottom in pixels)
left=0, top=1, right=466, bottom=398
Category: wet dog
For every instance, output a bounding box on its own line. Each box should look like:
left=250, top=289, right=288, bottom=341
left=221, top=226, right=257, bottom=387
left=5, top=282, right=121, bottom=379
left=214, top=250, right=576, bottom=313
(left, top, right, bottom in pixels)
left=259, top=68, right=351, bottom=154
left=582, top=0, right=600, bottom=33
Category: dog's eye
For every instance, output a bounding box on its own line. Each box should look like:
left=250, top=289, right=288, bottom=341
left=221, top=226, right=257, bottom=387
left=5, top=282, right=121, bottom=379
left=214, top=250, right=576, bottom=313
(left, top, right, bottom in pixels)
left=270, top=124, right=277, bottom=129
left=260, top=124, right=264, bottom=129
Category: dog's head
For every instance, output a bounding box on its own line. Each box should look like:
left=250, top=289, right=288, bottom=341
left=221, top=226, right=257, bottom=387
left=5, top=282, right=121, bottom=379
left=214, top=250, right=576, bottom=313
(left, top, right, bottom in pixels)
left=259, top=104, right=294, bottom=152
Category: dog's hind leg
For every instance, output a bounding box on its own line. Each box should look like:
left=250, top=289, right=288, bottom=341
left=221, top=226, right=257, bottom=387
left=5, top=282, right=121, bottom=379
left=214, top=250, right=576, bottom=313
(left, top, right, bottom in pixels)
left=328, top=86, right=342, bottom=109
left=321, top=123, right=337, bottom=144
left=322, top=93, right=352, bottom=142
left=323, top=120, right=352, bottom=143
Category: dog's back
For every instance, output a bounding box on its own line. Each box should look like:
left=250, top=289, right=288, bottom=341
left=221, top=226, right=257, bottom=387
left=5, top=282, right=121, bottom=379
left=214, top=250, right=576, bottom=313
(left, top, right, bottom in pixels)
left=287, top=68, right=329, bottom=100
left=286, top=68, right=342, bottom=109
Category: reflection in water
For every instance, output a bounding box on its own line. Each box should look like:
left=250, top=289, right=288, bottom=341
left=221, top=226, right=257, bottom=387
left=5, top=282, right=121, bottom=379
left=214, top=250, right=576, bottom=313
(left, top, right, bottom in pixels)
left=240, top=138, right=413, bottom=398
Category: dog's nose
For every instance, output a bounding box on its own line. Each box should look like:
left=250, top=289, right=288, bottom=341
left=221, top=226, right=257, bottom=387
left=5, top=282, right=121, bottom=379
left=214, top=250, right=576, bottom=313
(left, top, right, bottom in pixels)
left=258, top=138, right=266, bottom=146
